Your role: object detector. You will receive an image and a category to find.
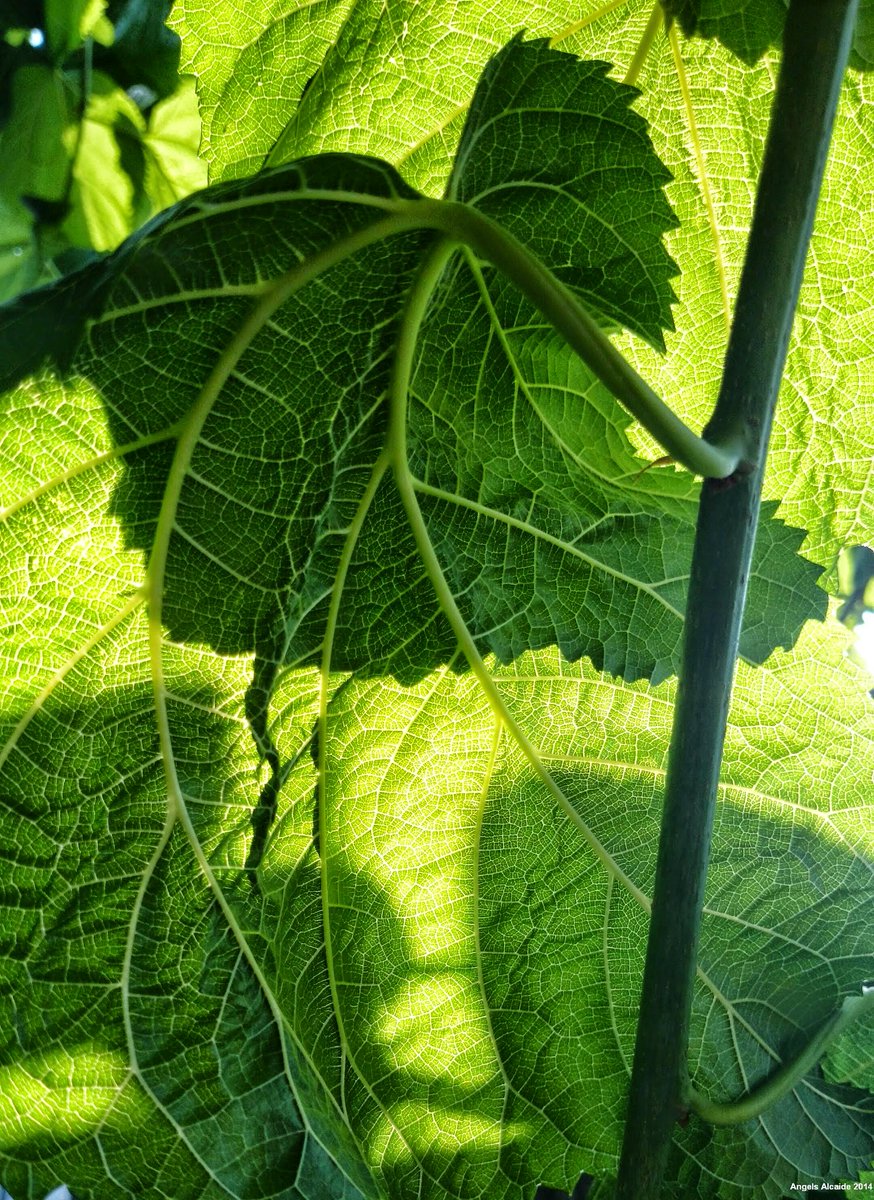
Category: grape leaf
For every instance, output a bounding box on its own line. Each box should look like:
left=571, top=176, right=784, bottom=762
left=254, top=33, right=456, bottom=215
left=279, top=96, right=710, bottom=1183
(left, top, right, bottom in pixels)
left=172, top=0, right=873, bottom=591
left=0, top=26, right=871, bottom=1200
left=0, top=42, right=821, bottom=683
left=138, top=77, right=208, bottom=213
left=167, top=0, right=636, bottom=188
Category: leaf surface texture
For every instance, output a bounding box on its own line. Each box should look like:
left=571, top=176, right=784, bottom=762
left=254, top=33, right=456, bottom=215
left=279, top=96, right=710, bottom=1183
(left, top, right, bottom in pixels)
left=0, top=26, right=871, bottom=1200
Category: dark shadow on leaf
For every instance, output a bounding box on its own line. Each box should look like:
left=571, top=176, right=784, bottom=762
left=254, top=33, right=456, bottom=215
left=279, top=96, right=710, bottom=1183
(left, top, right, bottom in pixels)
left=534, top=1172, right=595, bottom=1198
left=0, top=152, right=829, bottom=885
left=0, top=673, right=372, bottom=1199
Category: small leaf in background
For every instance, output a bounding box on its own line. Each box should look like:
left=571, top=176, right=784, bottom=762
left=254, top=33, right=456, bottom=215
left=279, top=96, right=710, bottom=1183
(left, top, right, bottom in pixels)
left=44, top=0, right=112, bottom=61
left=138, top=75, right=206, bottom=212
left=94, top=0, right=180, bottom=99
left=0, top=62, right=71, bottom=208
left=61, top=71, right=206, bottom=255
left=61, top=71, right=143, bottom=250
left=0, top=0, right=198, bottom=298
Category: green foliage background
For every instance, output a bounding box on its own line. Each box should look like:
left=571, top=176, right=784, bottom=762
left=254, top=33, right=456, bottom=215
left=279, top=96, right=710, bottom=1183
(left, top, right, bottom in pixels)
left=0, top=0, right=205, bottom=299
left=0, top=2, right=872, bottom=1198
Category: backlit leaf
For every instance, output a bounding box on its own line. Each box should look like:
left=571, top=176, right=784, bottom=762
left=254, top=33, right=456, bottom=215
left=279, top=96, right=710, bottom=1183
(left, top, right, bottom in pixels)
left=0, top=18, right=871, bottom=1200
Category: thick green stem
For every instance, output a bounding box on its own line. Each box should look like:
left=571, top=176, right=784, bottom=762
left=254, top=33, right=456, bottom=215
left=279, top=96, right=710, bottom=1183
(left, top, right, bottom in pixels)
left=615, top=3, right=859, bottom=1197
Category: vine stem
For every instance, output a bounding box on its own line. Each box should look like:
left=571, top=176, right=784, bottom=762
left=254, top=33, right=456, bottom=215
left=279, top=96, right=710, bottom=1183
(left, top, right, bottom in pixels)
left=615, top=3, right=859, bottom=1196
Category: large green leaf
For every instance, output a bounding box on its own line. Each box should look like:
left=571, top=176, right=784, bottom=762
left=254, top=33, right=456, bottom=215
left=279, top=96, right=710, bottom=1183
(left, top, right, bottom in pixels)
left=1, top=24, right=871, bottom=1200
left=167, top=0, right=627, bottom=188
left=170, top=0, right=872, bottom=591
left=0, top=76, right=820, bottom=683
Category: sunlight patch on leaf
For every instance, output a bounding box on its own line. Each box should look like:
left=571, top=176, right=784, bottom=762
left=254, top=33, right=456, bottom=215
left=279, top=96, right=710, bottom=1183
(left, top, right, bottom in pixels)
left=0, top=1047, right=146, bottom=1151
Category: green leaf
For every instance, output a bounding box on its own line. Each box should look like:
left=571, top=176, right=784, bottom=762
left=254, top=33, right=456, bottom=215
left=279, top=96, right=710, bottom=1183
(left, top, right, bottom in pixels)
left=61, top=71, right=145, bottom=251
left=0, top=63, right=205, bottom=299
left=0, top=63, right=72, bottom=208
left=59, top=69, right=207, bottom=258
left=170, top=1, right=873, bottom=589
left=661, top=0, right=874, bottom=68
left=447, top=36, right=678, bottom=347
left=44, top=0, right=111, bottom=60
left=0, top=668, right=372, bottom=1199
left=96, top=0, right=181, bottom=99
left=138, top=76, right=207, bottom=213
left=0, top=55, right=822, bottom=684
left=1, top=25, right=871, bottom=1200
left=167, top=0, right=636, bottom=187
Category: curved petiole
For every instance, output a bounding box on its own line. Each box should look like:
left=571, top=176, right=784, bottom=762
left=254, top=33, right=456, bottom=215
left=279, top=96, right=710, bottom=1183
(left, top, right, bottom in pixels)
left=404, top=197, right=750, bottom=478
left=686, top=986, right=874, bottom=1126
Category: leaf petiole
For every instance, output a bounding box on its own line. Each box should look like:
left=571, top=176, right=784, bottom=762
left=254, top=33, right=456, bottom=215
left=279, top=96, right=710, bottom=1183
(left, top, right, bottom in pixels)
left=405, top=197, right=750, bottom=478
left=624, top=1, right=663, bottom=87
left=686, top=987, right=874, bottom=1126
